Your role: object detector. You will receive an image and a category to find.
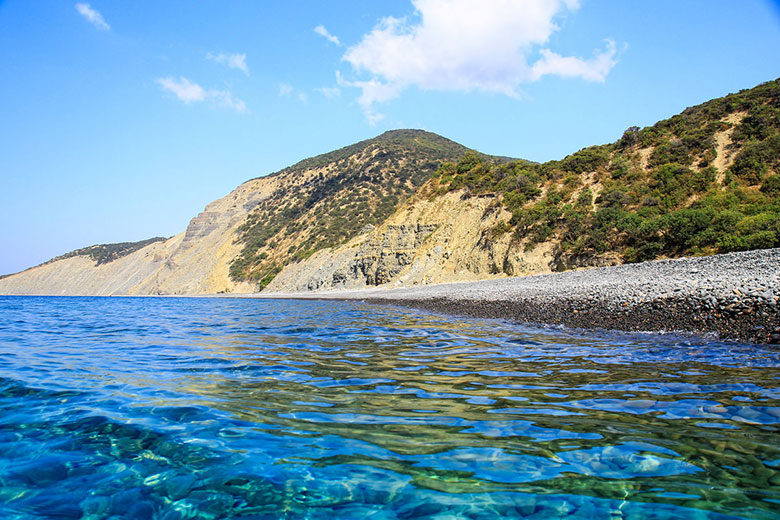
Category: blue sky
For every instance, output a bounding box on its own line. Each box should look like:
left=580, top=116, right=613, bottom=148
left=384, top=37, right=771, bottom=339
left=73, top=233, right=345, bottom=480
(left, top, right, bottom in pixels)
left=1, top=1, right=779, bottom=275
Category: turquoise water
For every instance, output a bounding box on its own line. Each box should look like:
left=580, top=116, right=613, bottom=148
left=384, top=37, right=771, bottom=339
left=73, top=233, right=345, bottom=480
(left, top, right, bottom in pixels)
left=0, top=296, right=779, bottom=519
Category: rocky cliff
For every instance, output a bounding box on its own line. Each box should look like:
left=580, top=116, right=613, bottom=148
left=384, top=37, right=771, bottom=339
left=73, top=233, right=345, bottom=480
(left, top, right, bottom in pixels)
left=0, top=176, right=276, bottom=295
left=266, top=190, right=558, bottom=292
left=268, top=78, right=780, bottom=292
left=0, top=130, right=469, bottom=295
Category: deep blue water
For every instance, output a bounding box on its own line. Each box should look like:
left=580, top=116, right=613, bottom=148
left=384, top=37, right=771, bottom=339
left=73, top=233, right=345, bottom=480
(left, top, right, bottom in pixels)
left=0, top=296, right=779, bottom=519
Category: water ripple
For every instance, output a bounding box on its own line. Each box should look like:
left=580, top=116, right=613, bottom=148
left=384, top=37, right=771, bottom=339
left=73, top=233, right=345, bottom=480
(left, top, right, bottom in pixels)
left=0, top=295, right=778, bottom=519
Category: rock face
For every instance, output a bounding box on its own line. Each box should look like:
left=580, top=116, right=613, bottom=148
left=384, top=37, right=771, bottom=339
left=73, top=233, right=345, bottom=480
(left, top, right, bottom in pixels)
left=0, top=177, right=277, bottom=295
left=224, top=129, right=469, bottom=286
left=265, top=190, right=562, bottom=292
left=0, top=130, right=470, bottom=296
left=0, top=176, right=598, bottom=296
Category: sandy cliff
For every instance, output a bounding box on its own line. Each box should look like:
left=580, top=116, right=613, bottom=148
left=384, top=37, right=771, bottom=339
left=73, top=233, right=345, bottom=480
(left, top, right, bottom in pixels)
left=0, top=130, right=471, bottom=296
left=0, top=177, right=276, bottom=295
left=266, top=190, right=561, bottom=292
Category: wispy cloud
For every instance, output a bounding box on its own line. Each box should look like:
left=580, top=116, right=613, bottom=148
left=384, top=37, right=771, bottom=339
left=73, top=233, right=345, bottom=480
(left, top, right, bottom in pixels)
left=314, top=25, right=341, bottom=45
left=336, top=72, right=395, bottom=126
left=279, top=83, right=294, bottom=97
left=316, top=87, right=341, bottom=99
left=157, top=77, right=206, bottom=103
left=156, top=76, right=247, bottom=113
left=278, top=83, right=308, bottom=104
left=206, top=52, right=249, bottom=76
left=340, top=0, right=618, bottom=122
left=75, top=3, right=110, bottom=31
left=211, top=90, right=247, bottom=112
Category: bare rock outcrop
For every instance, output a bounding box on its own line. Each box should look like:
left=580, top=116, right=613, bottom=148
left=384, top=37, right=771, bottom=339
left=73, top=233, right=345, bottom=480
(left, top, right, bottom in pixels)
left=266, top=190, right=561, bottom=292
left=0, top=176, right=278, bottom=295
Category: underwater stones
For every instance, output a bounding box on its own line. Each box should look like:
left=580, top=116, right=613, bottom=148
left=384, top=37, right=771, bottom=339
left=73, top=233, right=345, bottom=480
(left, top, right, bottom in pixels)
left=513, top=495, right=537, bottom=516
left=183, top=490, right=235, bottom=514
left=398, top=502, right=452, bottom=518
left=11, top=458, right=69, bottom=485
left=79, top=494, right=110, bottom=517
left=24, top=494, right=84, bottom=518
left=426, top=514, right=463, bottom=520
left=156, top=509, right=188, bottom=520
left=110, top=488, right=148, bottom=511
left=161, top=473, right=198, bottom=501
left=111, top=436, right=145, bottom=457
left=124, top=501, right=155, bottom=519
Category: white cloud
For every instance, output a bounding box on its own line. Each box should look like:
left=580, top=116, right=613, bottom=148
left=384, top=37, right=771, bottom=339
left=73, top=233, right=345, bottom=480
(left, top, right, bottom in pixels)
left=316, top=87, right=341, bottom=99
left=156, top=76, right=247, bottom=113
left=341, top=0, right=618, bottom=121
left=206, top=52, right=249, bottom=75
left=278, top=83, right=308, bottom=104
left=211, top=90, right=247, bottom=112
left=75, top=3, right=110, bottom=31
left=314, top=25, right=341, bottom=45
left=157, top=77, right=206, bottom=104
left=278, top=83, right=294, bottom=97
left=530, top=40, right=617, bottom=82
left=337, top=71, right=396, bottom=125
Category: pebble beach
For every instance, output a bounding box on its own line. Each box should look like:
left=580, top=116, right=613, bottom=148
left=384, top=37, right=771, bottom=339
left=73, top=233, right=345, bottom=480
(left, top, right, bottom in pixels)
left=267, top=248, right=780, bottom=344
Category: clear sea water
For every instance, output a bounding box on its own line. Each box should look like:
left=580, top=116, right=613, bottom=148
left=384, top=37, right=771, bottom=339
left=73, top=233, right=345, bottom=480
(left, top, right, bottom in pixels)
left=0, top=296, right=779, bottom=520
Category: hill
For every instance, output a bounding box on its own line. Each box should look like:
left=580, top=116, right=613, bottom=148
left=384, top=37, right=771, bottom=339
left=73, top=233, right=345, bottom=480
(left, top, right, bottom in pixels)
left=45, top=237, right=169, bottom=267
left=0, top=130, right=469, bottom=295
left=1, top=79, right=778, bottom=296
left=228, top=129, right=469, bottom=288
left=267, top=78, right=780, bottom=291
left=430, top=78, right=780, bottom=269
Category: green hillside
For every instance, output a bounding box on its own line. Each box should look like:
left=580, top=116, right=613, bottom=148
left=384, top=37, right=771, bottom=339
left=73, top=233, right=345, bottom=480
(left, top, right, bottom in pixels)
left=229, top=130, right=471, bottom=287
left=48, top=237, right=168, bottom=267
left=432, top=78, right=780, bottom=269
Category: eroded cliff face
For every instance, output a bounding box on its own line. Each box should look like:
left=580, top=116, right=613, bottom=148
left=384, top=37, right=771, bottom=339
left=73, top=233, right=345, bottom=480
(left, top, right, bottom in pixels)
left=0, top=129, right=471, bottom=296
left=127, top=177, right=276, bottom=295
left=0, top=176, right=277, bottom=295
left=265, top=190, right=560, bottom=293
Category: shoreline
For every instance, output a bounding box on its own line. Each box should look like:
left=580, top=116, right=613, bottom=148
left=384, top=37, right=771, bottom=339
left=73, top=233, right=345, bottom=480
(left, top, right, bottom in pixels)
left=2, top=249, right=778, bottom=344
left=260, top=248, right=780, bottom=344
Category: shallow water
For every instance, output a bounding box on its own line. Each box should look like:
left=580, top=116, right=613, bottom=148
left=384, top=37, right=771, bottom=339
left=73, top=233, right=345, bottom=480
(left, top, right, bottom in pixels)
left=0, top=296, right=778, bottom=519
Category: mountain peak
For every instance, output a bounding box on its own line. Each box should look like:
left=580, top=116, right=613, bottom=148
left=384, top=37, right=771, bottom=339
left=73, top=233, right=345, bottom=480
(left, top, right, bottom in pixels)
left=230, top=130, right=470, bottom=285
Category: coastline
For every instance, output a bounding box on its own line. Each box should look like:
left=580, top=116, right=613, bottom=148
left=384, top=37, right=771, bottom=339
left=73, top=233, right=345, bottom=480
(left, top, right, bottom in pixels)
left=259, top=248, right=780, bottom=344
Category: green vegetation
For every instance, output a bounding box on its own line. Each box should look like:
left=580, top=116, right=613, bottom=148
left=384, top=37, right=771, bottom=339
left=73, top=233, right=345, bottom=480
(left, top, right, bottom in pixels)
left=230, top=79, right=780, bottom=288
left=49, top=237, right=168, bottom=267
left=432, top=79, right=780, bottom=268
left=229, top=130, right=470, bottom=288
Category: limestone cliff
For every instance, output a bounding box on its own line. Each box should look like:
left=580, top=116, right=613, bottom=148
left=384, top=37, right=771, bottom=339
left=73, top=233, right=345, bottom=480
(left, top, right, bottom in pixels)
left=0, top=176, right=276, bottom=295
left=0, top=130, right=468, bottom=295
left=265, top=190, right=559, bottom=292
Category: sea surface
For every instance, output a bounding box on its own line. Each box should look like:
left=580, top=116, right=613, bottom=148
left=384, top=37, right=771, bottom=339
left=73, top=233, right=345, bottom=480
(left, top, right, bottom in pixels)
left=0, top=296, right=779, bottom=520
